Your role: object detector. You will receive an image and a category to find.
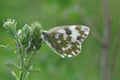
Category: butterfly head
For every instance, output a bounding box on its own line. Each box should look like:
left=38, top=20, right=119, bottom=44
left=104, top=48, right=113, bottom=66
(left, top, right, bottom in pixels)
left=41, top=30, right=50, bottom=41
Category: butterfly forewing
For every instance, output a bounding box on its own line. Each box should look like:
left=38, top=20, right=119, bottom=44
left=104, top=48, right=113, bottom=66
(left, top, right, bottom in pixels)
left=42, top=25, right=90, bottom=58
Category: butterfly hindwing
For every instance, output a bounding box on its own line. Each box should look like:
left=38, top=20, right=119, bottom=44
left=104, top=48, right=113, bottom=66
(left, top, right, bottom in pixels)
left=42, top=25, right=90, bottom=58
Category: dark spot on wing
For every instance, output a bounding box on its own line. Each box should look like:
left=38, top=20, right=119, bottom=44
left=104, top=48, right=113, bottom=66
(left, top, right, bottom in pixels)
left=65, top=28, right=72, bottom=35
left=77, top=36, right=83, bottom=40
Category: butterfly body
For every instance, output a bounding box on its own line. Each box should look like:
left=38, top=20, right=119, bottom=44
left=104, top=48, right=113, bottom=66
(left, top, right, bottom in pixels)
left=42, top=25, right=90, bottom=58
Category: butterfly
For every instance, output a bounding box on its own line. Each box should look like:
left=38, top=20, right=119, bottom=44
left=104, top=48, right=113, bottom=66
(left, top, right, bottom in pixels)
left=41, top=25, right=90, bottom=58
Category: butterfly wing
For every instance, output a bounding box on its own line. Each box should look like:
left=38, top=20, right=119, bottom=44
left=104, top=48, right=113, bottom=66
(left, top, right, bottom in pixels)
left=42, top=25, right=90, bottom=58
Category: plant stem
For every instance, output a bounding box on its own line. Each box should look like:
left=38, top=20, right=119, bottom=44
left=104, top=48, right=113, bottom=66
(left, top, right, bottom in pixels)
left=101, top=0, right=111, bottom=80
left=19, top=48, right=25, bottom=80
left=19, top=49, right=35, bottom=80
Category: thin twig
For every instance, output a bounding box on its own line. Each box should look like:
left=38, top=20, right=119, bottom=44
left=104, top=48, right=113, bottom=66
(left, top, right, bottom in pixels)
left=110, top=25, right=120, bottom=79
left=101, top=0, right=111, bottom=80
left=76, top=3, right=103, bottom=44
left=110, top=38, right=120, bottom=77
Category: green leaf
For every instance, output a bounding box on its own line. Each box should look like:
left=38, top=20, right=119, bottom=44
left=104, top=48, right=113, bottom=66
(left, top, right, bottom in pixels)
left=19, top=24, right=31, bottom=47
left=6, top=63, right=20, bottom=71
left=3, top=19, right=18, bottom=39
left=11, top=71, right=19, bottom=80
left=29, top=67, right=41, bottom=73
left=29, top=21, right=43, bottom=51
left=0, top=45, right=12, bottom=50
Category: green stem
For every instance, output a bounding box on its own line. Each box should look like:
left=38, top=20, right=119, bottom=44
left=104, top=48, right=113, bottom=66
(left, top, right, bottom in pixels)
left=24, top=52, right=36, bottom=80
left=19, top=48, right=24, bottom=80
left=19, top=49, right=36, bottom=80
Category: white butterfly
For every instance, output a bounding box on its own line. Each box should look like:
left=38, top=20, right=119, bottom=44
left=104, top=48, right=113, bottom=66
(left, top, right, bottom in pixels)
left=41, top=25, right=90, bottom=58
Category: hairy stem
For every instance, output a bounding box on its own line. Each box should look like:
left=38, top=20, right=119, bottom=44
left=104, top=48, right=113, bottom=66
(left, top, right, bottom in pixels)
left=19, top=48, right=25, bottom=80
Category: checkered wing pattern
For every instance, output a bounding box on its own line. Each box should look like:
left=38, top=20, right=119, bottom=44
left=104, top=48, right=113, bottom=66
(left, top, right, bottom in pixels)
left=42, top=25, right=90, bottom=58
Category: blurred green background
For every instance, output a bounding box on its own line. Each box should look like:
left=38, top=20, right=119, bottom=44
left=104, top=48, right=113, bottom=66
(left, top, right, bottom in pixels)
left=0, top=0, right=120, bottom=80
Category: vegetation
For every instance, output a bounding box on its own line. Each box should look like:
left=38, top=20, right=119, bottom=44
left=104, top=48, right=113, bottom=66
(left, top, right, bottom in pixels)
left=0, top=0, right=120, bottom=80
